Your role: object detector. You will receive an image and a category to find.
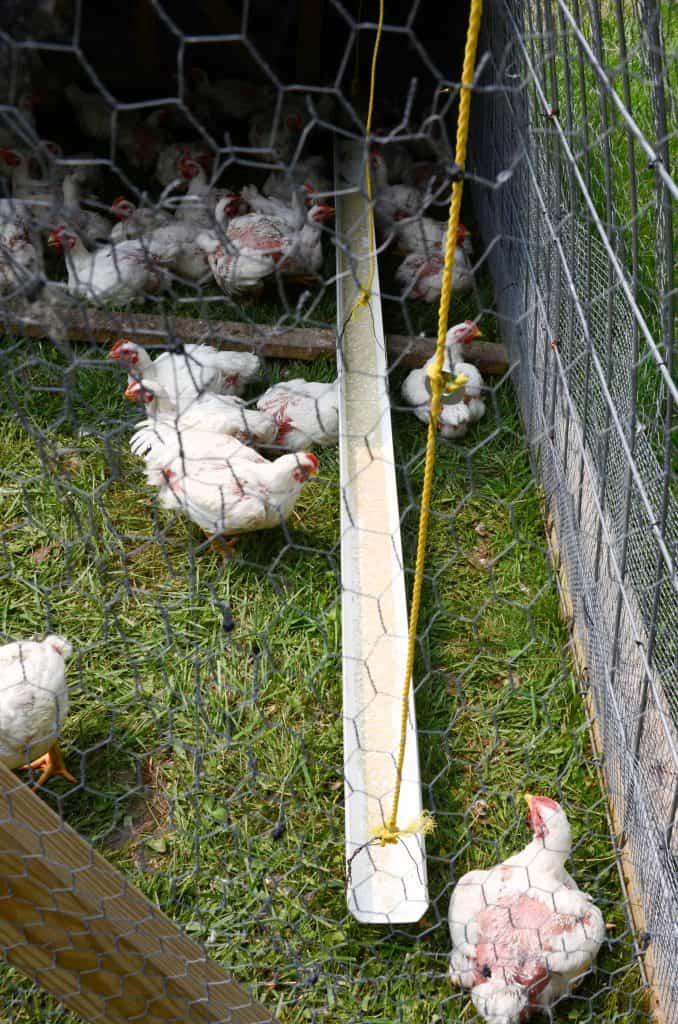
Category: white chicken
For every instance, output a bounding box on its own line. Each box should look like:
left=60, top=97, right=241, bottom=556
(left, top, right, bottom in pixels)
left=150, top=444, right=320, bottom=539
left=0, top=146, right=56, bottom=215
left=130, top=419, right=268, bottom=468
left=401, top=321, right=486, bottom=439
left=240, top=184, right=308, bottom=229
left=125, top=379, right=276, bottom=448
left=222, top=198, right=334, bottom=280
left=449, top=795, right=606, bottom=1024
left=47, top=226, right=169, bottom=303
left=109, top=196, right=173, bottom=241
left=375, top=182, right=433, bottom=236
left=142, top=219, right=211, bottom=282
left=60, top=172, right=112, bottom=245
left=155, top=142, right=214, bottom=188
left=0, top=219, right=39, bottom=295
left=262, top=156, right=331, bottom=203
left=256, top=379, right=339, bottom=450
left=0, top=635, right=75, bottom=789
left=174, top=157, right=245, bottom=227
left=395, top=236, right=473, bottom=302
left=108, top=339, right=261, bottom=399
left=196, top=233, right=279, bottom=297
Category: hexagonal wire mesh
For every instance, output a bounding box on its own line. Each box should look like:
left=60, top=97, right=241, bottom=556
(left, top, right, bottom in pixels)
left=0, top=0, right=675, bottom=1022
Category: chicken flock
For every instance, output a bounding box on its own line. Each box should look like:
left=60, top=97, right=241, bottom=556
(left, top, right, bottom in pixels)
left=0, top=334, right=605, bottom=1024
left=0, top=69, right=607, bottom=1023
left=0, top=68, right=475, bottom=307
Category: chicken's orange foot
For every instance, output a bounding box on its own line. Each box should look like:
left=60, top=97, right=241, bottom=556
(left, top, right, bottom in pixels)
left=21, top=744, right=76, bottom=790
left=209, top=536, right=239, bottom=560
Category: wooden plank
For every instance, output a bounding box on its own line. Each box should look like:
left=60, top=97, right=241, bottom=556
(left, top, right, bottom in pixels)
left=335, top=139, right=428, bottom=925
left=0, top=305, right=509, bottom=373
left=0, top=762, right=276, bottom=1024
left=543, top=512, right=664, bottom=1024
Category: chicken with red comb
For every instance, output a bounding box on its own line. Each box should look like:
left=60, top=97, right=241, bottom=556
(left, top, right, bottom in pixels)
left=448, top=795, right=605, bottom=1023
left=148, top=442, right=319, bottom=547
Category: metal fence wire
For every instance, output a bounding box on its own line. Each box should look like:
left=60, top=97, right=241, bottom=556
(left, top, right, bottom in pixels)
left=0, top=1, right=675, bottom=1022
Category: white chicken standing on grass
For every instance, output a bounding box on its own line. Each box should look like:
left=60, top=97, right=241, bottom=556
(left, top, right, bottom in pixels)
left=401, top=320, right=486, bottom=439
left=149, top=445, right=320, bottom=545
left=108, top=338, right=261, bottom=400
left=449, top=795, right=606, bottom=1024
left=0, top=635, right=75, bottom=789
left=256, top=379, right=339, bottom=450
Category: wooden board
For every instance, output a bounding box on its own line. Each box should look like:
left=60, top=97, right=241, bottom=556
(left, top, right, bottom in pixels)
left=0, top=305, right=509, bottom=373
left=335, top=139, right=429, bottom=925
left=0, top=761, right=276, bottom=1024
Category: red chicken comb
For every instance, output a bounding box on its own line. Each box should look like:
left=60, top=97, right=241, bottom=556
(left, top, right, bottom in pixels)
left=108, top=338, right=133, bottom=359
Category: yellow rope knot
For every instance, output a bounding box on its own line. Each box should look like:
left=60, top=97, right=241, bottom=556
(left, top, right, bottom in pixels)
left=426, top=363, right=470, bottom=397
left=370, top=811, right=437, bottom=847
left=352, top=287, right=371, bottom=318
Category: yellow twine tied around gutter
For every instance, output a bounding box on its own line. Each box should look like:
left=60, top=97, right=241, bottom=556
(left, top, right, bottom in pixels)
left=370, top=0, right=484, bottom=847
left=351, top=0, right=384, bottom=317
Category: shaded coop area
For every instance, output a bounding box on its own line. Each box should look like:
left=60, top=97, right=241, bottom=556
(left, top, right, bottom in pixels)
left=0, top=1, right=675, bottom=1023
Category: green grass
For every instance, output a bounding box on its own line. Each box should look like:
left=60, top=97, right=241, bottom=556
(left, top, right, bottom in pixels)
left=0, top=339, right=649, bottom=1023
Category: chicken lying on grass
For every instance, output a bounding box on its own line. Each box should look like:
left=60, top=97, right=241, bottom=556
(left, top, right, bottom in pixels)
left=255, top=378, right=339, bottom=450
left=449, top=795, right=605, bottom=1024
left=0, top=635, right=75, bottom=789
left=401, top=320, right=486, bottom=439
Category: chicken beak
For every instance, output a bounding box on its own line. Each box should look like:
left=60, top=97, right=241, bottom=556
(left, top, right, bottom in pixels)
left=524, top=793, right=534, bottom=806
left=124, top=382, right=140, bottom=400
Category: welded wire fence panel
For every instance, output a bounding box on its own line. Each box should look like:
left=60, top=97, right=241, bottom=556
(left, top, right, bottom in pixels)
left=0, top=0, right=674, bottom=1022
left=471, top=0, right=677, bottom=1018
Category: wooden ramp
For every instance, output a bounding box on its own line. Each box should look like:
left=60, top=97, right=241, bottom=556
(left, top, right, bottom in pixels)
left=334, top=139, right=429, bottom=925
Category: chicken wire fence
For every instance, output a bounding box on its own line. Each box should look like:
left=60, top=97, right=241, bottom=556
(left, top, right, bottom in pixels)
left=0, top=0, right=675, bottom=1022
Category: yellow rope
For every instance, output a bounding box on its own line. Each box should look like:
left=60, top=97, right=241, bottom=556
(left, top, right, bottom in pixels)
left=351, top=0, right=384, bottom=318
left=372, top=0, right=484, bottom=847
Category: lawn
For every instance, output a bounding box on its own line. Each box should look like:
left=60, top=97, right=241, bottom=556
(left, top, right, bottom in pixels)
left=0, top=335, right=649, bottom=1023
